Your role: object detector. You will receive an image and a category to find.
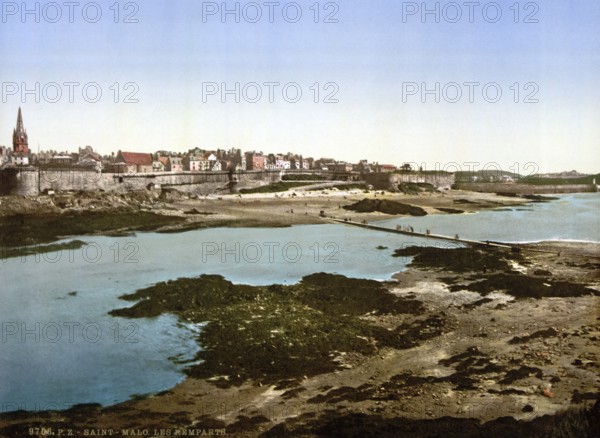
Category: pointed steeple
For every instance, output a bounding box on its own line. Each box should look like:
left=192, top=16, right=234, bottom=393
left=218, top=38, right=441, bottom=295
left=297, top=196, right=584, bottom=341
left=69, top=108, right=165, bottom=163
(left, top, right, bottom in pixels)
left=13, top=107, right=29, bottom=155
left=16, top=107, right=24, bottom=131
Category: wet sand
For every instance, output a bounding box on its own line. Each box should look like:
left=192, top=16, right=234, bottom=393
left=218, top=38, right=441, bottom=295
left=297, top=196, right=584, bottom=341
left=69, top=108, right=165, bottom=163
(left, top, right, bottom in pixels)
left=162, top=189, right=531, bottom=229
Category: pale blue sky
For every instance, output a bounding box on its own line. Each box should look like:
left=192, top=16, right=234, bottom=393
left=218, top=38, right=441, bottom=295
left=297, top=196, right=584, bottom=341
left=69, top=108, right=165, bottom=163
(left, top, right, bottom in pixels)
left=0, top=0, right=598, bottom=172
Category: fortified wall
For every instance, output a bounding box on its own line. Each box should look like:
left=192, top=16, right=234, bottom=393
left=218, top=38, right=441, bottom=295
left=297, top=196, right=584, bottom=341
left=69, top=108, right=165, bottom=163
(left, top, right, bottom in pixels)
left=454, top=183, right=598, bottom=195
left=0, top=169, right=281, bottom=196
left=363, top=172, right=456, bottom=191
left=4, top=170, right=594, bottom=197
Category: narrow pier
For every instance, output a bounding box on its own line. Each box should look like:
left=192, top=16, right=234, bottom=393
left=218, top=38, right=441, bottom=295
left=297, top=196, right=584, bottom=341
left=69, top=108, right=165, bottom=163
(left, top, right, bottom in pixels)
left=331, top=219, right=513, bottom=249
left=331, top=219, right=569, bottom=257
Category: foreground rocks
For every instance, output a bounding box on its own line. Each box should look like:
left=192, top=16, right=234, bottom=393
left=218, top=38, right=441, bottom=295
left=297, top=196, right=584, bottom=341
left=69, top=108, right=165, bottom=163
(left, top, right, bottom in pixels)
left=1, top=243, right=598, bottom=437
left=0, top=191, right=596, bottom=437
left=110, top=274, right=432, bottom=387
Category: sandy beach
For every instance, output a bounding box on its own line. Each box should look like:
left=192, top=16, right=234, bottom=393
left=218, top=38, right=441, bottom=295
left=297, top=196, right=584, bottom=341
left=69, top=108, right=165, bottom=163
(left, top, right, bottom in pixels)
left=162, top=188, right=533, bottom=228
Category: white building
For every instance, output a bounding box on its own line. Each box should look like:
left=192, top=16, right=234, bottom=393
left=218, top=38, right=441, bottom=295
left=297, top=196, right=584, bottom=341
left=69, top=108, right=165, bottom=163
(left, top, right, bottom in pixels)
left=11, top=154, right=29, bottom=166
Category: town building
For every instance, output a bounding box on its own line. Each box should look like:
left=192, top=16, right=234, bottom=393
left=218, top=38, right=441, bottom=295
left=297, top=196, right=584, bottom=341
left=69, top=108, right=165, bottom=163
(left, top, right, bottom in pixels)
left=274, top=155, right=291, bottom=170
left=154, top=157, right=168, bottom=172
left=381, top=164, right=397, bottom=173
left=245, top=152, right=268, bottom=170
left=335, top=162, right=354, bottom=173
left=207, top=153, right=219, bottom=170
left=113, top=151, right=153, bottom=173
left=169, top=157, right=184, bottom=172
left=77, top=146, right=103, bottom=171
left=297, top=159, right=310, bottom=170
left=184, top=156, right=204, bottom=172
left=157, top=156, right=185, bottom=172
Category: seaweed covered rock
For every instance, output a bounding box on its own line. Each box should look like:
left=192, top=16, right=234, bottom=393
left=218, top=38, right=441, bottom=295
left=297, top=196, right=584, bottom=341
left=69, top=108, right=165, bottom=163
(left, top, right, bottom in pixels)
left=110, top=273, right=435, bottom=387
left=343, top=199, right=427, bottom=216
left=393, top=247, right=517, bottom=273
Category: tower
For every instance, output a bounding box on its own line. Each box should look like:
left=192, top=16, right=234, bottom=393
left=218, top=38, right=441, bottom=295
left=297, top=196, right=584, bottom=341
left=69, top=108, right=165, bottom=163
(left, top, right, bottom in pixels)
left=13, top=107, right=29, bottom=155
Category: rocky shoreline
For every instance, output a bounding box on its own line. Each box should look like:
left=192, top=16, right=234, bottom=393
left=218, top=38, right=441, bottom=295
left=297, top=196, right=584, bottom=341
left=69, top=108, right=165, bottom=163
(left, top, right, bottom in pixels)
left=1, top=190, right=598, bottom=437
left=0, top=188, right=530, bottom=250
left=1, top=238, right=598, bottom=437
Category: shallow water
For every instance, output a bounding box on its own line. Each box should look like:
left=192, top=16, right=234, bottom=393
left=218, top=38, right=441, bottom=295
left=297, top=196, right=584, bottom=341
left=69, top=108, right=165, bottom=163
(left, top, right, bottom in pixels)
left=379, top=193, right=600, bottom=244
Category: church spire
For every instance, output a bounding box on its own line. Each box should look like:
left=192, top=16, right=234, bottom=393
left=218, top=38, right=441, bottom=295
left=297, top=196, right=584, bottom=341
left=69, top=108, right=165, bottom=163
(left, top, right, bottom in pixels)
left=13, top=107, right=29, bottom=155
left=16, top=107, right=24, bottom=131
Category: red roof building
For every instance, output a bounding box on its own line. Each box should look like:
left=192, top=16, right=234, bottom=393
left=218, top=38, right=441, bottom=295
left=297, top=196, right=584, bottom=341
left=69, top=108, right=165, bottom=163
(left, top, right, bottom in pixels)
left=114, top=151, right=153, bottom=173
